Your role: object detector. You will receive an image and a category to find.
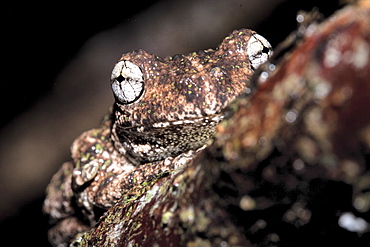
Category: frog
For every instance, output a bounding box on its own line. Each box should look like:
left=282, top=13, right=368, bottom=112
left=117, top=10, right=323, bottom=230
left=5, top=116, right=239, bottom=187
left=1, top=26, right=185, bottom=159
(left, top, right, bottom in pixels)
left=43, top=28, right=272, bottom=246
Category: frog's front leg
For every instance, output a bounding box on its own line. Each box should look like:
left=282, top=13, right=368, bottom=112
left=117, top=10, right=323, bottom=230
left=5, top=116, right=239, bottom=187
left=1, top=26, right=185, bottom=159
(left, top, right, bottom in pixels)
left=70, top=117, right=136, bottom=213
left=72, top=125, right=199, bottom=211
left=121, top=149, right=199, bottom=191
left=43, top=161, right=90, bottom=245
left=44, top=117, right=135, bottom=228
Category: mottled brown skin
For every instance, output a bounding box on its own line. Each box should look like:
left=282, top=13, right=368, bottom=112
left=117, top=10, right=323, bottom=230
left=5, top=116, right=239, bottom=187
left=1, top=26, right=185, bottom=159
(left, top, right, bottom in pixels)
left=112, top=29, right=262, bottom=165
left=114, top=30, right=256, bottom=127
left=43, top=28, right=272, bottom=246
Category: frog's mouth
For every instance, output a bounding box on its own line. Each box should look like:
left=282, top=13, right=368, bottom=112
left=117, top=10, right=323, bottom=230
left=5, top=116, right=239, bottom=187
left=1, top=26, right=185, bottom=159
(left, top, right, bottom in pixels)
left=112, top=114, right=224, bottom=165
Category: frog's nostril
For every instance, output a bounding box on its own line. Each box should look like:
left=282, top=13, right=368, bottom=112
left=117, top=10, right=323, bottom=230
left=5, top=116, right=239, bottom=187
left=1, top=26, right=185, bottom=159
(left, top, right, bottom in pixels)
left=247, top=33, right=273, bottom=70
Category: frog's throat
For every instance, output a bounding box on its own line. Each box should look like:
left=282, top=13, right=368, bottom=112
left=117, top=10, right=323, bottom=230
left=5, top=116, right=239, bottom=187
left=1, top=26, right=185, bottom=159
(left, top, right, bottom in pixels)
left=112, top=114, right=224, bottom=165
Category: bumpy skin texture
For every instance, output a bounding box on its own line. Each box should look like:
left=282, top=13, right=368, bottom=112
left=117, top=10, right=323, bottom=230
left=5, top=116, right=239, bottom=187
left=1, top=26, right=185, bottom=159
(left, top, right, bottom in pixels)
left=43, top=28, right=272, bottom=246
left=112, top=29, right=271, bottom=165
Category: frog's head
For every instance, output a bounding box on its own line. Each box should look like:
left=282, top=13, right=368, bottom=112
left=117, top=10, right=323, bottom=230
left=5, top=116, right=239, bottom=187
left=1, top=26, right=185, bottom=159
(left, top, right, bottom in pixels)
left=110, top=29, right=272, bottom=165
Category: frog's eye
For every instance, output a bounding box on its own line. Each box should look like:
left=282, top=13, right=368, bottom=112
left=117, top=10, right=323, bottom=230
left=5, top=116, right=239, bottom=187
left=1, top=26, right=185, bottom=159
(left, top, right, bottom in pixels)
left=247, top=33, right=273, bottom=70
left=111, top=60, right=145, bottom=104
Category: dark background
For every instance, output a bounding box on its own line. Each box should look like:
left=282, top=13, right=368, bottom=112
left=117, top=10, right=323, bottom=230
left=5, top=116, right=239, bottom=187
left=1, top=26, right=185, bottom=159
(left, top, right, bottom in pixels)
left=0, top=0, right=342, bottom=245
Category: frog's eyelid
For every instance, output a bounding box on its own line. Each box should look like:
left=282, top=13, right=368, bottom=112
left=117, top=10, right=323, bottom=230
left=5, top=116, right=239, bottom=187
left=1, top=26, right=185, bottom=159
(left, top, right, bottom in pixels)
left=247, top=33, right=273, bottom=70
left=111, top=60, right=145, bottom=105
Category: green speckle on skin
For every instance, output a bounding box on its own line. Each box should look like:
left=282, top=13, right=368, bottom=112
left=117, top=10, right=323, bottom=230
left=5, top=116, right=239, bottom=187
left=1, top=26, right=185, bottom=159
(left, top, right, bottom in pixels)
left=75, top=160, right=81, bottom=169
left=81, top=152, right=91, bottom=162
left=104, top=160, right=111, bottom=166
left=64, top=168, right=72, bottom=176
left=152, top=93, right=157, bottom=98
left=60, top=183, right=66, bottom=191
left=91, top=129, right=101, bottom=137
left=94, top=143, right=103, bottom=154
left=148, top=110, right=152, bottom=114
